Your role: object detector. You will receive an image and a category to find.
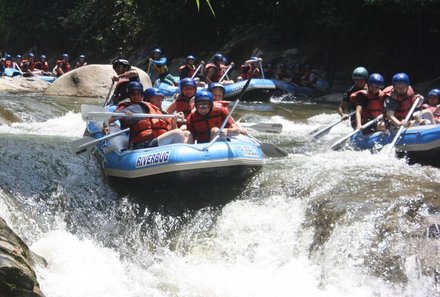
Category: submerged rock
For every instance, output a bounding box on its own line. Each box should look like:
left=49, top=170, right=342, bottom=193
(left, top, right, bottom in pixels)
left=44, top=64, right=152, bottom=98
left=0, top=217, right=47, bottom=297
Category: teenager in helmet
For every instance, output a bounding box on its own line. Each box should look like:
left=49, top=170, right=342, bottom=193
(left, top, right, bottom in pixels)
left=103, top=82, right=188, bottom=149
left=208, top=83, right=229, bottom=108
left=187, top=91, right=240, bottom=143
left=110, top=58, right=140, bottom=105
left=205, top=53, right=229, bottom=84
left=75, top=55, right=87, bottom=68
left=34, top=55, right=50, bottom=75
left=237, top=56, right=261, bottom=81
left=148, top=48, right=179, bottom=86
left=382, top=73, right=425, bottom=128
left=353, top=73, right=386, bottom=133
left=421, top=89, right=440, bottom=124
left=166, top=78, right=197, bottom=123
left=54, top=53, right=71, bottom=77
left=338, top=66, right=368, bottom=128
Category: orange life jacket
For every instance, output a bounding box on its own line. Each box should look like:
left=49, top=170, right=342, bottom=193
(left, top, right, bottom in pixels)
left=179, top=64, right=196, bottom=78
left=120, top=102, right=172, bottom=144
left=205, top=63, right=224, bottom=82
left=241, top=64, right=260, bottom=80
left=381, top=85, right=415, bottom=120
left=350, top=89, right=383, bottom=121
left=188, top=105, right=230, bottom=143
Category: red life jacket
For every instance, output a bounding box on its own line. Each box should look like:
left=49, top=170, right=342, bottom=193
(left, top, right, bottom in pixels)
left=188, top=105, right=230, bottom=143
left=120, top=102, right=172, bottom=144
left=175, top=94, right=194, bottom=118
left=381, top=85, right=415, bottom=120
left=350, top=89, right=383, bottom=121
left=241, top=64, right=260, bottom=80
left=205, top=63, right=224, bottom=82
left=55, top=60, right=71, bottom=76
left=4, top=60, right=13, bottom=68
left=35, top=61, right=49, bottom=71
left=422, top=104, right=440, bottom=122
left=179, top=64, right=195, bottom=78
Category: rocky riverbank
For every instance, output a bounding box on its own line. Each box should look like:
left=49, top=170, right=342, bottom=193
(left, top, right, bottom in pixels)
left=0, top=217, right=47, bottom=297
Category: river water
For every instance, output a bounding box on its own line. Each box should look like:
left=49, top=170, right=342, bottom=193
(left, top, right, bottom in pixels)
left=1, top=93, right=440, bottom=297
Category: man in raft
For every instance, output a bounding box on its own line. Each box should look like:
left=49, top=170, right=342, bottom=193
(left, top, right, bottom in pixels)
left=338, top=66, right=368, bottom=128
left=352, top=73, right=386, bottom=133
left=382, top=73, right=429, bottom=129
left=186, top=90, right=240, bottom=143
left=205, top=53, right=234, bottom=85
left=148, top=48, right=179, bottom=86
left=237, top=57, right=261, bottom=81
left=103, top=82, right=189, bottom=149
left=54, top=53, right=71, bottom=77
left=110, top=58, right=140, bottom=105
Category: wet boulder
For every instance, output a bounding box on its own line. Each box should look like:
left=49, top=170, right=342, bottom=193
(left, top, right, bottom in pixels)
left=44, top=64, right=152, bottom=98
left=0, top=217, right=47, bottom=297
left=0, top=76, right=50, bottom=93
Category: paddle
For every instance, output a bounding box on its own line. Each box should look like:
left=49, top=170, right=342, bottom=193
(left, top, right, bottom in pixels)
left=257, top=58, right=265, bottom=79
left=238, top=122, right=283, bottom=134
left=218, top=62, right=235, bottom=83
left=247, top=134, right=288, bottom=157
left=190, top=61, right=205, bottom=79
left=384, top=97, right=421, bottom=154
left=102, top=81, right=115, bottom=107
left=70, top=128, right=130, bottom=155
left=310, top=111, right=355, bottom=140
left=81, top=104, right=179, bottom=122
left=330, top=114, right=384, bottom=150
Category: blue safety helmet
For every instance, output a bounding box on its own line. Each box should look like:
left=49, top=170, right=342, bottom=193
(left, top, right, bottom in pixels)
left=213, top=53, right=224, bottom=62
left=127, top=81, right=144, bottom=93
left=15, top=55, right=22, bottom=59
left=62, top=53, right=69, bottom=59
left=195, top=90, right=213, bottom=102
left=428, top=89, right=440, bottom=98
left=153, top=48, right=162, bottom=54
left=368, top=73, right=384, bottom=87
left=392, top=73, right=410, bottom=85
left=179, top=78, right=197, bottom=90
left=208, top=83, right=225, bottom=94
left=40, top=55, right=47, bottom=60
left=79, top=54, right=85, bottom=59
left=186, top=55, right=196, bottom=61
left=5, top=54, right=11, bottom=60
left=144, top=88, right=165, bottom=100
left=28, top=53, right=35, bottom=58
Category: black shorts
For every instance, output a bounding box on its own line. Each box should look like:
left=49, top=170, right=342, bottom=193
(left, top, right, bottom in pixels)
left=133, top=138, right=158, bottom=149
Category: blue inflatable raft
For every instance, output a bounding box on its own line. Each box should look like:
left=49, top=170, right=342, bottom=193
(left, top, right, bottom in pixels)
left=155, top=78, right=276, bottom=102
left=85, top=120, right=265, bottom=182
left=352, top=124, right=440, bottom=166
left=272, top=79, right=329, bottom=98
left=2, top=68, right=56, bottom=83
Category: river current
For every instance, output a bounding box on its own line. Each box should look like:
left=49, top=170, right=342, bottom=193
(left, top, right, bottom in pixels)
left=0, top=93, right=439, bottom=297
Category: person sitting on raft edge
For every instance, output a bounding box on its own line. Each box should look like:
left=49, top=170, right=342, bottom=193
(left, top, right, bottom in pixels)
left=103, top=82, right=190, bottom=150
left=186, top=90, right=241, bottom=144
left=382, top=72, right=431, bottom=129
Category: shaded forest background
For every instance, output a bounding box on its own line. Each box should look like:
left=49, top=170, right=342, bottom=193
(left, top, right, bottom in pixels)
left=0, top=0, right=439, bottom=86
